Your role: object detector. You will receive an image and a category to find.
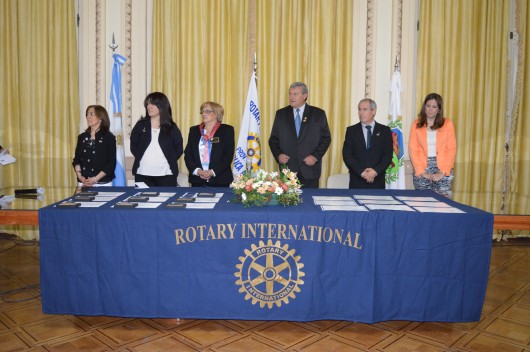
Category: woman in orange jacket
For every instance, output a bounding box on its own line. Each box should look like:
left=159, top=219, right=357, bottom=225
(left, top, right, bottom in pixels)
left=409, top=93, right=456, bottom=198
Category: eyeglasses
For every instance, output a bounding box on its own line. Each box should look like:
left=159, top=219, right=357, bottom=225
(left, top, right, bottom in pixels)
left=200, top=109, right=214, bottom=115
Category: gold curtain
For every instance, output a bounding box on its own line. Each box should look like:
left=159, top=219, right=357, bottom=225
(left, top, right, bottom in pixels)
left=151, top=0, right=249, bottom=174
left=0, top=0, right=79, bottom=188
left=0, top=0, right=79, bottom=240
left=152, top=0, right=354, bottom=186
left=256, top=0, right=354, bottom=185
left=417, top=0, right=510, bottom=213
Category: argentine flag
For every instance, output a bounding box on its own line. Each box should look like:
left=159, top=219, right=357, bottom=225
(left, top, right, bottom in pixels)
left=109, top=53, right=127, bottom=186
left=233, top=71, right=261, bottom=175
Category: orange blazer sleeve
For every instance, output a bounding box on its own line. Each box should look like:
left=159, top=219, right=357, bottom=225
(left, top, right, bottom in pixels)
left=435, top=118, right=456, bottom=175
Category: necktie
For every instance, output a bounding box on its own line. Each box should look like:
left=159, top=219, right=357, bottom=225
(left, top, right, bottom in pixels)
left=366, top=125, right=372, bottom=149
left=295, top=109, right=301, bottom=137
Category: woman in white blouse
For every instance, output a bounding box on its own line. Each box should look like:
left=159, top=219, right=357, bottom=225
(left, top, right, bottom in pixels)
left=130, top=92, right=183, bottom=187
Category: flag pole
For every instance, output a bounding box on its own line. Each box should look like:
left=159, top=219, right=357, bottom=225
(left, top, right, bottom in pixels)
left=108, top=35, right=127, bottom=186
left=385, top=58, right=406, bottom=189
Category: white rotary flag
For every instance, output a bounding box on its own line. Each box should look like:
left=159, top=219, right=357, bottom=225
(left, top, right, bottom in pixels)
left=385, top=70, right=406, bottom=189
left=233, top=71, right=261, bottom=175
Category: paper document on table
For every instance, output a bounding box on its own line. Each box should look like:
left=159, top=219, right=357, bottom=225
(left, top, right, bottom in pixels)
left=312, top=196, right=356, bottom=205
left=414, top=206, right=465, bottom=213
left=404, top=201, right=451, bottom=207
left=320, top=205, right=367, bottom=211
left=159, top=192, right=176, bottom=197
left=313, top=196, right=354, bottom=201
left=149, top=197, right=171, bottom=202
left=0, top=148, right=16, bottom=165
left=132, top=192, right=174, bottom=202
left=72, top=202, right=105, bottom=208
left=134, top=182, right=149, bottom=188
left=133, top=202, right=162, bottom=209
left=365, top=204, right=415, bottom=211
left=185, top=203, right=217, bottom=209
left=146, top=196, right=172, bottom=202
left=354, top=195, right=395, bottom=201
left=314, top=199, right=358, bottom=206
left=91, top=196, right=120, bottom=202
left=357, top=199, right=402, bottom=205
left=396, top=196, right=438, bottom=202
left=181, top=192, right=224, bottom=198
left=96, top=192, right=125, bottom=197
left=194, top=197, right=222, bottom=203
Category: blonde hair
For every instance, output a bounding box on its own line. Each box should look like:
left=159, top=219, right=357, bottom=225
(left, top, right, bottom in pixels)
left=200, top=101, right=224, bottom=122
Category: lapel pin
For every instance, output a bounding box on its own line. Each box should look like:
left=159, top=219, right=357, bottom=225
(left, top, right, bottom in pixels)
left=303, top=117, right=307, bottom=122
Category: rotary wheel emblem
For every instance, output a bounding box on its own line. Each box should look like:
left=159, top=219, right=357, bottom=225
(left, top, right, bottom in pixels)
left=235, top=240, right=304, bottom=308
left=246, top=133, right=260, bottom=159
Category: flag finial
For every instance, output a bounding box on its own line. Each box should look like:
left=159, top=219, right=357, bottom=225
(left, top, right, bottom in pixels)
left=109, top=33, right=119, bottom=53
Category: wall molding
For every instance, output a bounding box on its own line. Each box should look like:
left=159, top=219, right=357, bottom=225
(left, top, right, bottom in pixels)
left=123, top=0, right=133, bottom=134
left=365, top=0, right=375, bottom=97
left=95, top=0, right=104, bottom=105
left=395, top=0, right=403, bottom=67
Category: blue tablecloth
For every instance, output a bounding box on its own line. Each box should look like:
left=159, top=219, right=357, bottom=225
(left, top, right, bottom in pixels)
left=39, top=188, right=493, bottom=322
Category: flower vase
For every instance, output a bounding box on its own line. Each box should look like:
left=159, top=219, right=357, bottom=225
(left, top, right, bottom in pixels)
left=268, top=194, right=279, bottom=206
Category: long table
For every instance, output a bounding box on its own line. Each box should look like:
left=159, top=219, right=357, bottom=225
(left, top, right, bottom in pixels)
left=39, top=188, right=493, bottom=323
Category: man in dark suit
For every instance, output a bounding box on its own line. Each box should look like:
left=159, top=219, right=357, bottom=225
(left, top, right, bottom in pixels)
left=269, top=82, right=331, bottom=188
left=342, top=98, right=393, bottom=189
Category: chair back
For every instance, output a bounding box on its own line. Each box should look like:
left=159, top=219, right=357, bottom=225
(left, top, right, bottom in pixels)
left=326, top=173, right=349, bottom=189
left=177, top=172, right=190, bottom=187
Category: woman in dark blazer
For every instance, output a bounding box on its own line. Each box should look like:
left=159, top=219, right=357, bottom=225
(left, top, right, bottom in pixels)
left=130, top=92, right=183, bottom=187
left=72, top=105, right=116, bottom=187
left=184, top=101, right=235, bottom=187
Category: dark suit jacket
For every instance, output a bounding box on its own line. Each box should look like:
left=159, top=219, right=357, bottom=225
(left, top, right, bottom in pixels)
left=130, top=118, right=184, bottom=177
left=184, top=124, right=235, bottom=186
left=342, top=122, right=393, bottom=189
left=72, top=130, right=116, bottom=183
left=268, top=104, right=331, bottom=180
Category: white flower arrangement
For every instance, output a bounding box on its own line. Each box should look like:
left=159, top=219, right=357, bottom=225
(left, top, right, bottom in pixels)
left=230, top=167, right=302, bottom=207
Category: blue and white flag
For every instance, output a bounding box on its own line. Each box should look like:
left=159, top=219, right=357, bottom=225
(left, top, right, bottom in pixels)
left=109, top=53, right=127, bottom=186
left=385, top=70, right=406, bottom=189
left=233, top=71, right=261, bottom=175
